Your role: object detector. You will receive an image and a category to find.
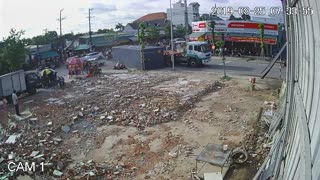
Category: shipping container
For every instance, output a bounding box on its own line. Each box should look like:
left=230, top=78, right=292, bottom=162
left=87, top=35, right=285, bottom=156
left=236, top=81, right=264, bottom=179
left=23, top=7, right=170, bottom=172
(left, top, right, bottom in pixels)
left=112, top=45, right=165, bottom=70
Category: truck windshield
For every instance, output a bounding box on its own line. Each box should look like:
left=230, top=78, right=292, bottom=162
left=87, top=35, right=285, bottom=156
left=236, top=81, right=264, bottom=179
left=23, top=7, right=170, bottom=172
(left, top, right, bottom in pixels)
left=201, top=44, right=211, bottom=53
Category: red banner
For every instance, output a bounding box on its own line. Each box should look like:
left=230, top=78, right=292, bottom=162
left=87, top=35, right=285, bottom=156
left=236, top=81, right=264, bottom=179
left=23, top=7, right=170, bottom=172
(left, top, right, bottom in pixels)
left=228, top=36, right=277, bottom=44
left=228, top=22, right=278, bottom=30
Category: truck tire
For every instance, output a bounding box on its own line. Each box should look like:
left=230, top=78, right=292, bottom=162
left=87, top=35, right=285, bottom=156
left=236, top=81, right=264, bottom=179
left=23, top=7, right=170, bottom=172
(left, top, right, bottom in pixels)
left=28, top=88, right=37, bottom=95
left=188, top=58, right=199, bottom=67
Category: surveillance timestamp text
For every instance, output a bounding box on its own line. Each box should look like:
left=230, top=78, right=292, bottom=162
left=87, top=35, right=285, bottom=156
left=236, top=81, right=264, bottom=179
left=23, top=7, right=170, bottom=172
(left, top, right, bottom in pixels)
left=211, top=6, right=313, bottom=16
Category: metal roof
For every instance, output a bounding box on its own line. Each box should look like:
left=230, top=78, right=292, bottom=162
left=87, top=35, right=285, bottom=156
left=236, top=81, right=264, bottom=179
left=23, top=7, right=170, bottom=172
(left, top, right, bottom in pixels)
left=39, top=51, right=59, bottom=59
left=74, top=44, right=90, bottom=51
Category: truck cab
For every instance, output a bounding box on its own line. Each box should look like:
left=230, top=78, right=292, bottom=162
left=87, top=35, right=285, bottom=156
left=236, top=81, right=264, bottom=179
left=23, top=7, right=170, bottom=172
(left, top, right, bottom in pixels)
left=185, top=41, right=212, bottom=66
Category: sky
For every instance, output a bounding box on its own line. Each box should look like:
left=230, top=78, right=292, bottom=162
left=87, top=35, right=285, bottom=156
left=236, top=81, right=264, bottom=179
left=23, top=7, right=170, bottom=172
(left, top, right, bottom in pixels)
left=0, top=0, right=282, bottom=39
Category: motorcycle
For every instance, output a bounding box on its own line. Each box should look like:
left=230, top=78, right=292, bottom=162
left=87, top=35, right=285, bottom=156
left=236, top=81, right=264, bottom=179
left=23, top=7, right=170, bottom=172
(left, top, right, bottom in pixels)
left=107, top=50, right=113, bottom=60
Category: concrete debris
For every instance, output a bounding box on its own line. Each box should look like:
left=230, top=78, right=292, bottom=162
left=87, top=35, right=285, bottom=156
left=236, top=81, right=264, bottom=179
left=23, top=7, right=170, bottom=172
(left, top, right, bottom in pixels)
left=0, top=73, right=228, bottom=179
left=78, top=111, right=84, bottom=117
left=8, top=152, right=15, bottom=160
left=93, top=106, right=100, bottom=111
left=53, top=138, right=62, bottom=142
left=5, top=134, right=21, bottom=144
left=53, top=170, right=63, bottom=177
left=30, top=151, right=40, bottom=157
left=29, top=117, right=38, bottom=121
left=62, top=125, right=71, bottom=133
left=147, top=162, right=175, bottom=176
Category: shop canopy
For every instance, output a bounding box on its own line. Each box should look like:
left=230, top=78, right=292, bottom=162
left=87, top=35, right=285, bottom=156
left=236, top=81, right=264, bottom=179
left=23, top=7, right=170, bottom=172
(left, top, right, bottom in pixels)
left=39, top=51, right=59, bottom=59
left=189, top=32, right=207, bottom=40
left=74, top=44, right=90, bottom=51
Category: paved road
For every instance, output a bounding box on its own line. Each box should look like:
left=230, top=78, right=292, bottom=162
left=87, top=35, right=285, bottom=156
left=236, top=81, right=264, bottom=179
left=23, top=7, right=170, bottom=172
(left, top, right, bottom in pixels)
left=55, top=56, right=286, bottom=81
left=166, top=56, right=286, bottom=79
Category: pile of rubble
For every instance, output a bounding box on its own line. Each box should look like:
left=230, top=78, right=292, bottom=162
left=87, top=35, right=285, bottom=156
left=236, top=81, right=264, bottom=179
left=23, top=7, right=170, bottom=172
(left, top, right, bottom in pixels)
left=146, top=161, right=175, bottom=177
left=168, top=144, right=198, bottom=158
left=44, top=74, right=222, bottom=129
left=0, top=73, right=222, bottom=179
left=66, top=160, right=137, bottom=179
left=0, top=127, right=71, bottom=178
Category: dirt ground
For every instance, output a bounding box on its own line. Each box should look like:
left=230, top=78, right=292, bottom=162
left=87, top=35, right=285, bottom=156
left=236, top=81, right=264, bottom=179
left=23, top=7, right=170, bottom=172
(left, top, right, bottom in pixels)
left=1, top=71, right=282, bottom=180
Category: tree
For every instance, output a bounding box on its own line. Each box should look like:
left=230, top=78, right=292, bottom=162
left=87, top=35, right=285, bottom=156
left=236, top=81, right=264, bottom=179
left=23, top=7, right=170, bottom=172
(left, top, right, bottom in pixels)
left=188, top=25, right=192, bottom=34
left=229, top=14, right=236, bottom=20
left=0, top=29, right=28, bottom=75
left=115, top=23, right=125, bottom=31
left=138, top=22, right=146, bottom=70
left=32, top=30, right=59, bottom=47
left=241, top=14, right=251, bottom=21
left=63, top=32, right=76, bottom=41
left=216, top=36, right=227, bottom=79
left=146, top=27, right=160, bottom=44
left=164, top=24, right=171, bottom=39
left=97, top=29, right=115, bottom=34
left=259, top=23, right=265, bottom=57
left=209, top=21, right=216, bottom=44
left=175, top=25, right=185, bottom=38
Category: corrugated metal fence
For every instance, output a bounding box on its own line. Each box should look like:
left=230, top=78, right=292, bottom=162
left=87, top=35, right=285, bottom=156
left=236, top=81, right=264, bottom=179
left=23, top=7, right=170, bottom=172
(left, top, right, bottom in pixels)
left=255, top=0, right=320, bottom=179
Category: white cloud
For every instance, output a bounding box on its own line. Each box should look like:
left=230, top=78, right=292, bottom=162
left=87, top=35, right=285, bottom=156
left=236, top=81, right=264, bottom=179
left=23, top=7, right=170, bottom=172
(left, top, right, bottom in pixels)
left=0, top=0, right=282, bottom=39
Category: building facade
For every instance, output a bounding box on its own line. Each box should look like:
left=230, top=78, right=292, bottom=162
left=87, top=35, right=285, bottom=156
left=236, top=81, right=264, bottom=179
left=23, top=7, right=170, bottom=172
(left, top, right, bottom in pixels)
left=166, top=1, right=200, bottom=26
left=190, top=20, right=283, bottom=56
left=251, top=14, right=285, bottom=24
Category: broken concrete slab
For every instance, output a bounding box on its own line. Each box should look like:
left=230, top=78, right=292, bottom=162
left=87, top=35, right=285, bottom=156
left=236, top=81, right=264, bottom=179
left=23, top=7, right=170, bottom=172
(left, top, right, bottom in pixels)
left=53, top=170, right=63, bottom=177
left=30, top=151, right=40, bottom=157
left=5, top=134, right=22, bottom=144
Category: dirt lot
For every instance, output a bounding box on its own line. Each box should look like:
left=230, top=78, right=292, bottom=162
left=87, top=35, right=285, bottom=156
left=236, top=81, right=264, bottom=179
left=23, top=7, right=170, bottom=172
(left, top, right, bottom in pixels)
left=0, top=71, right=281, bottom=180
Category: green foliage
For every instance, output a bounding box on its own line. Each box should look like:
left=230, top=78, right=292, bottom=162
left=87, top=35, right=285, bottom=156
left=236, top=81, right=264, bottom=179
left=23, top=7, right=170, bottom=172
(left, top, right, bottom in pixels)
left=146, top=27, right=160, bottom=43
left=63, top=32, right=76, bottom=40
left=32, top=30, right=59, bottom=47
left=216, top=40, right=225, bottom=48
left=209, top=21, right=216, bottom=44
left=96, top=29, right=115, bottom=34
left=0, top=29, right=28, bottom=75
left=258, top=23, right=265, bottom=56
left=241, top=14, right=251, bottom=21
left=164, top=24, right=171, bottom=39
left=175, top=25, right=185, bottom=38
left=138, top=22, right=146, bottom=70
left=115, top=23, right=125, bottom=31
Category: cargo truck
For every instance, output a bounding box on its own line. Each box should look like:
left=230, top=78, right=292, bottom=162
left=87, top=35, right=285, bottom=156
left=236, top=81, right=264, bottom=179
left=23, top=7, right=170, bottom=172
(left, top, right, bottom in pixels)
left=164, top=41, right=212, bottom=67
left=0, top=70, right=41, bottom=100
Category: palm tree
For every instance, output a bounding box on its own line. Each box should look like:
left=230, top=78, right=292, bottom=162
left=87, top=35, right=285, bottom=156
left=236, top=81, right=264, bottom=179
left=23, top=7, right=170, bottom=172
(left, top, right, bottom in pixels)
left=258, top=23, right=265, bottom=57
left=138, top=22, right=146, bottom=70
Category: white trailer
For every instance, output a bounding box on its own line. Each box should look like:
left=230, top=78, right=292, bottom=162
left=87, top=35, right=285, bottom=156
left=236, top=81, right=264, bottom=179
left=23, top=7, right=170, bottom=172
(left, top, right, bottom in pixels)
left=0, top=70, right=27, bottom=97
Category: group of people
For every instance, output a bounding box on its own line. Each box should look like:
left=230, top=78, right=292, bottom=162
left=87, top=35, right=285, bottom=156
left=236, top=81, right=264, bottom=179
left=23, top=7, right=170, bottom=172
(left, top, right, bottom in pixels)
left=0, top=91, right=21, bottom=129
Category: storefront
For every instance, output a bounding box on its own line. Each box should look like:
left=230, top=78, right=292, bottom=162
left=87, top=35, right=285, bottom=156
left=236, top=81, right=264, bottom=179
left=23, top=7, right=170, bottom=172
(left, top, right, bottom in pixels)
left=191, top=21, right=280, bottom=56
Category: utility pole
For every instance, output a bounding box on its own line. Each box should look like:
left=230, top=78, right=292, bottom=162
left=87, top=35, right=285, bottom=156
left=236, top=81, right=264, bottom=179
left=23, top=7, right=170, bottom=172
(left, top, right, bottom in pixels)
left=88, top=8, right=94, bottom=51
left=58, top=9, right=66, bottom=61
left=170, top=0, right=175, bottom=69
left=184, top=0, right=189, bottom=41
